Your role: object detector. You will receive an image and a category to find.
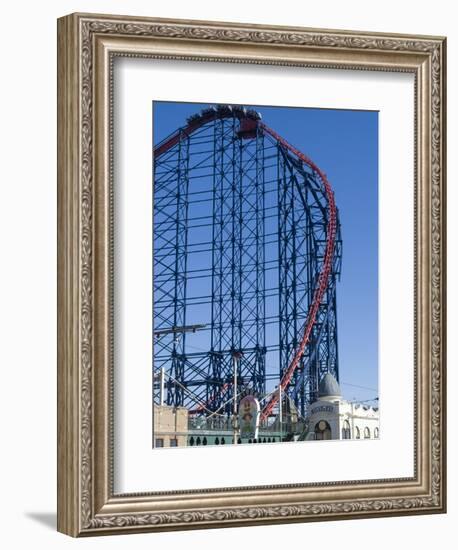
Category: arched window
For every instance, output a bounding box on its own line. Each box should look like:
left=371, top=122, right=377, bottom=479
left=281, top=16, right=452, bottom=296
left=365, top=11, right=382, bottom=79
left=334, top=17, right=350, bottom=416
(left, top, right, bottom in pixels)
left=364, top=427, right=371, bottom=439
left=315, top=420, right=332, bottom=440
left=374, top=427, right=379, bottom=438
left=341, top=420, right=351, bottom=439
left=355, top=426, right=361, bottom=439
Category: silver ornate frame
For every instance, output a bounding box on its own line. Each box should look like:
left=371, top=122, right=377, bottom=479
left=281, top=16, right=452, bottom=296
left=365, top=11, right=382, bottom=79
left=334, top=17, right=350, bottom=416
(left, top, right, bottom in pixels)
left=57, top=13, right=446, bottom=536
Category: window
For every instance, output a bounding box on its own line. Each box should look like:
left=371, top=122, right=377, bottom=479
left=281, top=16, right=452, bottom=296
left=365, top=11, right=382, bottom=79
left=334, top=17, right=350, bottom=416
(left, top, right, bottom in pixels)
left=374, top=427, right=379, bottom=438
left=364, top=427, right=371, bottom=439
left=315, top=420, right=332, bottom=440
left=170, top=438, right=178, bottom=447
left=155, top=438, right=164, bottom=448
left=342, top=420, right=351, bottom=439
left=355, top=426, right=361, bottom=439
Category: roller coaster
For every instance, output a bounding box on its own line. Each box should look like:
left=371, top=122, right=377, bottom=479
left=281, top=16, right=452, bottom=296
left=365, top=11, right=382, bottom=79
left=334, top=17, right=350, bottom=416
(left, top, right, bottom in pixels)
left=153, top=104, right=342, bottom=425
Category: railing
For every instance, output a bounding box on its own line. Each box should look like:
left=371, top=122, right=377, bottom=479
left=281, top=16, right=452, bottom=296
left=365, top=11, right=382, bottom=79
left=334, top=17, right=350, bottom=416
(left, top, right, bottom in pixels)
left=188, top=416, right=232, bottom=431
left=188, top=415, right=306, bottom=435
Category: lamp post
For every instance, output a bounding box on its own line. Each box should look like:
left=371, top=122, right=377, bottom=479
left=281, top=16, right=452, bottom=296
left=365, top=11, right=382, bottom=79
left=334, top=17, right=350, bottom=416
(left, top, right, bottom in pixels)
left=159, top=367, right=165, bottom=406
left=232, top=351, right=243, bottom=445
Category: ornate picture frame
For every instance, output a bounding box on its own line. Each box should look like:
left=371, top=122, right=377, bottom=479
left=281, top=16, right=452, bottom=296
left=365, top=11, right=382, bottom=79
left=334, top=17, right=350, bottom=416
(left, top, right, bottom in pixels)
left=57, top=12, right=446, bottom=536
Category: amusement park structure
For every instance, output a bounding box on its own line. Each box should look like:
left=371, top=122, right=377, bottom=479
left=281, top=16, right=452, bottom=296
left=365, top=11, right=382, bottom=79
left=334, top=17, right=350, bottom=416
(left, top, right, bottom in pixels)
left=153, top=104, right=342, bottom=427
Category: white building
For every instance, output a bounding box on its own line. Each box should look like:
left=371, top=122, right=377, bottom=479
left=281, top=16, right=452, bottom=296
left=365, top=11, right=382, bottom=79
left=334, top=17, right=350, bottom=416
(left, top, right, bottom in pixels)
left=306, top=373, right=379, bottom=441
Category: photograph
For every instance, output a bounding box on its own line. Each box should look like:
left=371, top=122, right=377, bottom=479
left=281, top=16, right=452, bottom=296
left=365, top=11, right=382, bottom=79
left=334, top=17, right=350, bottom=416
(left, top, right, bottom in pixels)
left=152, top=101, right=379, bottom=448
left=54, top=11, right=446, bottom=537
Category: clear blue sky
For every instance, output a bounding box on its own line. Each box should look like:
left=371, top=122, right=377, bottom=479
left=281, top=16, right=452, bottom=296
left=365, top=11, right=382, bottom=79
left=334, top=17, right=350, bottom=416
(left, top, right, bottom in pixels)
left=153, top=101, right=379, bottom=404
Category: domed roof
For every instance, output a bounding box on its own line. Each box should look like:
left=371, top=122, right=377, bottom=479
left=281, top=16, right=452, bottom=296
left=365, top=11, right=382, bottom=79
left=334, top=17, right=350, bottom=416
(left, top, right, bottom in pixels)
left=318, top=373, right=341, bottom=399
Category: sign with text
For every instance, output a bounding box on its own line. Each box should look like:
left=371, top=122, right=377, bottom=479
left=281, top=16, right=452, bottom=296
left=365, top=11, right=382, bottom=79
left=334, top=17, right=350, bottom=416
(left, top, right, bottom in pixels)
left=311, top=405, right=334, bottom=415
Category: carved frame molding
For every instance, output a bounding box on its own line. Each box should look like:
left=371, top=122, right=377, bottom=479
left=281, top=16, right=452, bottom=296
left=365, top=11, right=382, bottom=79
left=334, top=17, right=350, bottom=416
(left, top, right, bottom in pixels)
left=57, top=13, right=446, bottom=536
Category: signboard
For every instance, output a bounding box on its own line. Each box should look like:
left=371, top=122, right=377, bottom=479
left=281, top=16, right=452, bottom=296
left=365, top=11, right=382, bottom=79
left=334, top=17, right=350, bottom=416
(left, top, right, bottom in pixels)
left=238, top=395, right=260, bottom=440
left=311, top=405, right=334, bottom=415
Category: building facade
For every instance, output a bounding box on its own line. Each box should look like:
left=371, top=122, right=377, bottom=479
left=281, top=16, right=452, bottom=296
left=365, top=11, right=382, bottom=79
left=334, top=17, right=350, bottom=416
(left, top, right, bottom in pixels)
left=153, top=404, right=287, bottom=447
left=153, top=374, right=379, bottom=447
left=153, top=405, right=188, bottom=448
left=306, top=374, right=379, bottom=441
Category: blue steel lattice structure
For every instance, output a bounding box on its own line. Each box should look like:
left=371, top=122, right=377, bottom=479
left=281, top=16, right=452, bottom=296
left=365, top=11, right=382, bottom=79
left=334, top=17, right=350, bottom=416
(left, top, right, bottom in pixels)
left=153, top=105, right=342, bottom=419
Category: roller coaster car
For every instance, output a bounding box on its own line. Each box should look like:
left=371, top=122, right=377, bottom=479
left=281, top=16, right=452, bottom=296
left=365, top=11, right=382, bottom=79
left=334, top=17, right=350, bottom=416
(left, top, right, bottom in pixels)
left=237, top=117, right=258, bottom=139
left=197, top=107, right=217, bottom=122
left=186, top=113, right=201, bottom=125
left=231, top=105, right=246, bottom=118
left=246, top=108, right=262, bottom=121
left=216, top=104, right=233, bottom=116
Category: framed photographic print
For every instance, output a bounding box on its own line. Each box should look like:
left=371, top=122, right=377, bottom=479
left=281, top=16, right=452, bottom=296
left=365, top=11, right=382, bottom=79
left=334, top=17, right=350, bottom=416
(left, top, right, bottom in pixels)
left=57, top=13, right=446, bottom=536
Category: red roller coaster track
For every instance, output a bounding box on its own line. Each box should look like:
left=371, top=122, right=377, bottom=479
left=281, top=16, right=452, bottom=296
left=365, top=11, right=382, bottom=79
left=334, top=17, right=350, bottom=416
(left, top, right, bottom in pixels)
left=258, top=123, right=337, bottom=420
left=154, top=106, right=337, bottom=421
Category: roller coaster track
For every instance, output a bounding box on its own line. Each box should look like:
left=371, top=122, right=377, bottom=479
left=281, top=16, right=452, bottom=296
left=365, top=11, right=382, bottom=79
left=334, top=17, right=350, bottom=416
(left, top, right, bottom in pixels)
left=154, top=105, right=337, bottom=421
